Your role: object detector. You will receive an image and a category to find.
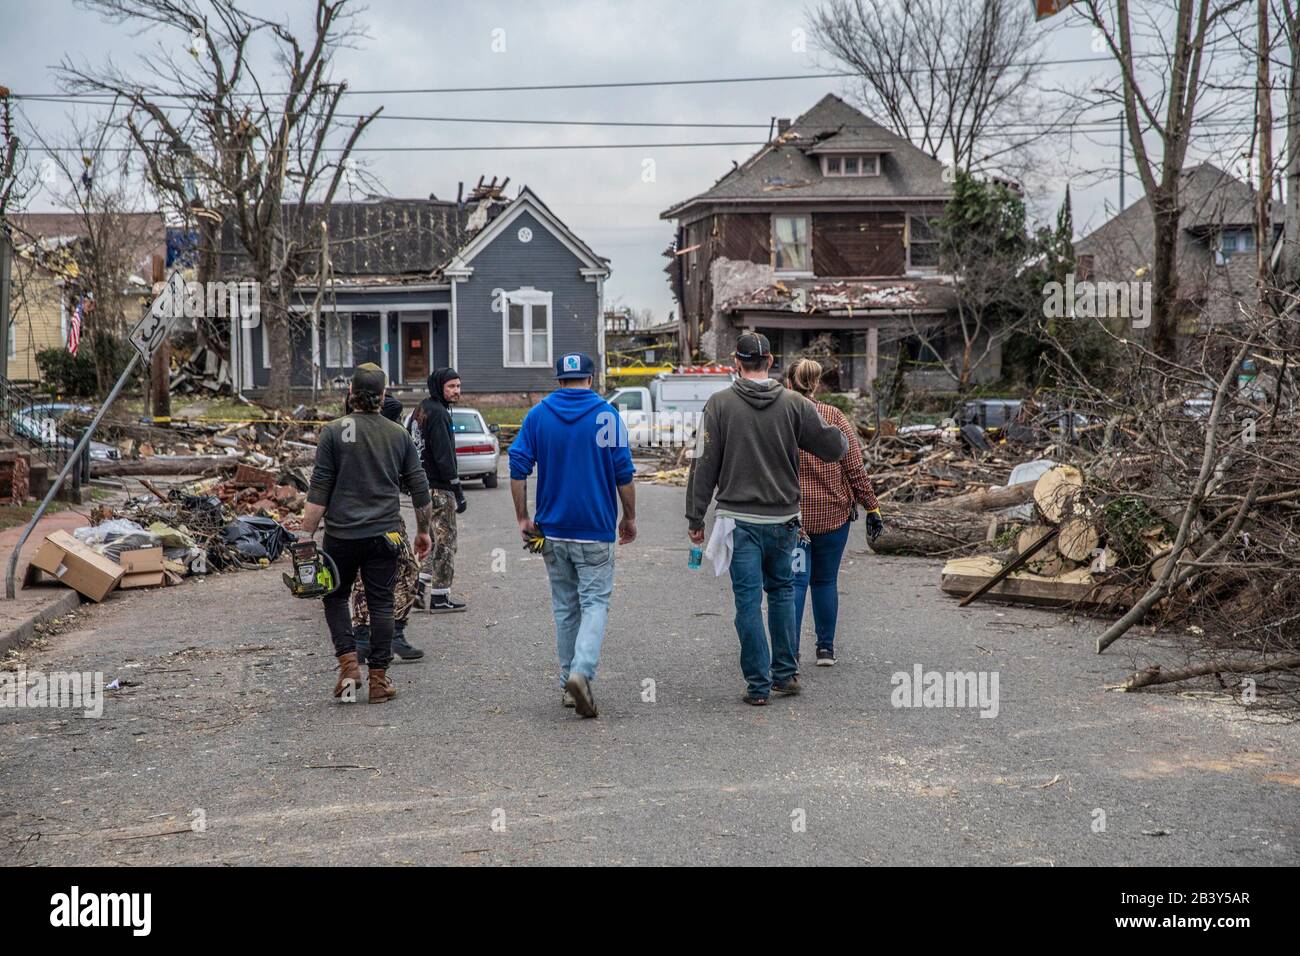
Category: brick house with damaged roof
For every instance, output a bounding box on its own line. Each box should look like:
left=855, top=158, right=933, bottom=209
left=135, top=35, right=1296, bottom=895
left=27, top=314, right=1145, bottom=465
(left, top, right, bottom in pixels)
left=660, top=93, right=1001, bottom=394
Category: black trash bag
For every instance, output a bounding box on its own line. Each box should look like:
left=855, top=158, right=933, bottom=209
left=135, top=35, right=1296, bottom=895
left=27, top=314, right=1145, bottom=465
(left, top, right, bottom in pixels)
left=220, top=515, right=294, bottom=565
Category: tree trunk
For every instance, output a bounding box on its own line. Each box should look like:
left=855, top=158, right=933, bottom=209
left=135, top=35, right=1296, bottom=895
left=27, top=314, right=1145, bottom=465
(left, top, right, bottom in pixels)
left=871, top=507, right=1013, bottom=556
left=263, top=282, right=294, bottom=408
left=1149, top=188, right=1181, bottom=361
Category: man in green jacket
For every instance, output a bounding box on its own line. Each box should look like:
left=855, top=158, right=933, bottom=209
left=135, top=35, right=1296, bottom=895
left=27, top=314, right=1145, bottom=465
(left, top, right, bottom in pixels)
left=686, top=333, right=847, bottom=706
left=302, top=364, right=433, bottom=703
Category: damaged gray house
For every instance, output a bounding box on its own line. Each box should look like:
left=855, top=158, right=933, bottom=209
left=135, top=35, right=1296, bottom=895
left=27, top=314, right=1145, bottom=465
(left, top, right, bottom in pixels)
left=217, top=181, right=610, bottom=399
left=661, top=93, right=1001, bottom=393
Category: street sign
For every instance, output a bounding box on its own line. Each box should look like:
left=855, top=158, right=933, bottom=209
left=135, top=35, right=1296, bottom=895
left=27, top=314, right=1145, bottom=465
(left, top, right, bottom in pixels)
left=129, top=269, right=185, bottom=362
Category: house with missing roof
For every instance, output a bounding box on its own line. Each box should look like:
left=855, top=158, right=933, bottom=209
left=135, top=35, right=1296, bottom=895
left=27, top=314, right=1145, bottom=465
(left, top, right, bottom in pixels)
left=1074, top=162, right=1283, bottom=333
left=219, top=181, right=610, bottom=400
left=661, top=93, right=998, bottom=394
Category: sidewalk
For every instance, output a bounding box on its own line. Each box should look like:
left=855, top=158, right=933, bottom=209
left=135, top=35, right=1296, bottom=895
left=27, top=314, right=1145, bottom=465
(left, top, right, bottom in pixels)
left=0, top=508, right=95, bottom=655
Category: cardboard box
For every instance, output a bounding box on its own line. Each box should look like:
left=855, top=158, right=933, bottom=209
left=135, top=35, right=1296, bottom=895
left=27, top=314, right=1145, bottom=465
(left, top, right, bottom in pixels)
left=29, top=530, right=124, bottom=602
left=119, top=547, right=164, bottom=574
left=120, top=571, right=167, bottom=590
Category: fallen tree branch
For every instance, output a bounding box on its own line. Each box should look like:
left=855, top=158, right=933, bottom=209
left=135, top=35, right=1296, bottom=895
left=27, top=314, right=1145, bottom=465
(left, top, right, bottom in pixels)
left=1114, top=654, right=1300, bottom=691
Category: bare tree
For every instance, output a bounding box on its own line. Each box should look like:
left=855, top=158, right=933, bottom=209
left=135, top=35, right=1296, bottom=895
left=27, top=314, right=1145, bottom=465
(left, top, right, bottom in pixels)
left=1075, top=0, right=1252, bottom=362
left=59, top=0, right=381, bottom=406
left=809, top=0, right=1054, bottom=175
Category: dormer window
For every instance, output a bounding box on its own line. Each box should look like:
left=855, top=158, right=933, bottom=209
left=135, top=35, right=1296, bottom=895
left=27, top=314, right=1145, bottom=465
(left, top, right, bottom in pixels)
left=821, top=153, right=880, bottom=177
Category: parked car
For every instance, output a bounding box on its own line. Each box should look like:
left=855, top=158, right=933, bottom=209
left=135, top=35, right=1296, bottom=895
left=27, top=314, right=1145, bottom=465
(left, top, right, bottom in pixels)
left=451, top=407, right=500, bottom=487
left=9, top=403, right=121, bottom=460
left=606, top=368, right=734, bottom=446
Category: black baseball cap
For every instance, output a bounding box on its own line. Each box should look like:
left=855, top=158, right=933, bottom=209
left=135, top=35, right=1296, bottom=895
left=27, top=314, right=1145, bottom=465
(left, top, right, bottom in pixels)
left=735, top=332, right=772, bottom=360
left=351, top=362, right=387, bottom=396
left=555, top=352, right=595, bottom=380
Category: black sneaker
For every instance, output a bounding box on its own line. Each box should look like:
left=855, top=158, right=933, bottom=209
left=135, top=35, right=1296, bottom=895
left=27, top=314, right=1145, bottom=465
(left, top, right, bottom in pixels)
left=428, top=594, right=467, bottom=613
left=772, top=677, right=802, bottom=697
left=815, top=648, right=837, bottom=667
left=392, top=634, right=424, bottom=661
left=564, top=674, right=598, bottom=718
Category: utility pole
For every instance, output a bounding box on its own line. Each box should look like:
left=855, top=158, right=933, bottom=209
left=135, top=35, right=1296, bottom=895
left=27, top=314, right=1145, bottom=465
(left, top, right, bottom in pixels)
left=0, top=227, right=11, bottom=378
left=1118, top=112, right=1125, bottom=211
left=149, top=253, right=171, bottom=418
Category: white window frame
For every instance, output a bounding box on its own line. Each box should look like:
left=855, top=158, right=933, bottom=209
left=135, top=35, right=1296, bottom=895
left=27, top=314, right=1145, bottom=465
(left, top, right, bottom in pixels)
left=324, top=312, right=354, bottom=368
left=821, top=153, right=881, bottom=177
left=501, top=287, right=553, bottom=368
left=906, top=214, right=942, bottom=272
left=772, top=215, right=812, bottom=274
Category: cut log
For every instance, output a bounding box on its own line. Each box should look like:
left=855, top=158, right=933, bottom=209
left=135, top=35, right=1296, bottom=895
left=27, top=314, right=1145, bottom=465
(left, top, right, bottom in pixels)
left=1033, top=464, right=1083, bottom=524
left=1058, top=515, right=1100, bottom=561
left=938, top=479, right=1038, bottom=513
left=1016, top=525, right=1056, bottom=556
left=91, top=455, right=235, bottom=477
left=871, top=508, right=1015, bottom=556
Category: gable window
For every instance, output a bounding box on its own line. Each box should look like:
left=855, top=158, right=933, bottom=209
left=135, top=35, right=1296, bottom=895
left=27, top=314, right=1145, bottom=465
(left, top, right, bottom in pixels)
left=907, top=215, right=941, bottom=270
left=502, top=287, right=553, bottom=368
left=773, top=215, right=811, bottom=273
left=1218, top=228, right=1255, bottom=256
left=821, top=153, right=881, bottom=177
left=325, top=313, right=354, bottom=367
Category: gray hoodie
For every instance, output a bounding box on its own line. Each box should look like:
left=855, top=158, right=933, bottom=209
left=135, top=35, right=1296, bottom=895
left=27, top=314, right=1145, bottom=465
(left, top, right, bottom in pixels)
left=685, top=377, right=848, bottom=531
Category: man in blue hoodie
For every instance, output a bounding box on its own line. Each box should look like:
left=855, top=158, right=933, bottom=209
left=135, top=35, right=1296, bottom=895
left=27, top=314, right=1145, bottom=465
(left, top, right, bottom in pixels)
left=508, top=352, right=637, bottom=719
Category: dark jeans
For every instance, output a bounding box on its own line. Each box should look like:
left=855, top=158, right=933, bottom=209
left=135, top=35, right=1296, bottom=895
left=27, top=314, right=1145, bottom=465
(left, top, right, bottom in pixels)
left=792, top=519, right=852, bottom=656
left=322, top=533, right=398, bottom=670
left=728, top=519, right=799, bottom=698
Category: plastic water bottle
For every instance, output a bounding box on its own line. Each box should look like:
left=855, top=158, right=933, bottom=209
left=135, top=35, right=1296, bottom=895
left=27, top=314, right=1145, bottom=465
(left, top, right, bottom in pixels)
left=688, top=546, right=703, bottom=570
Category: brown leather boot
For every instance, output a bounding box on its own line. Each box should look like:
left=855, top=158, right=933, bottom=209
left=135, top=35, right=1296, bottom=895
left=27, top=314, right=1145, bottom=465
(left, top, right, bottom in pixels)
left=368, top=667, right=396, bottom=703
left=333, top=652, right=361, bottom=699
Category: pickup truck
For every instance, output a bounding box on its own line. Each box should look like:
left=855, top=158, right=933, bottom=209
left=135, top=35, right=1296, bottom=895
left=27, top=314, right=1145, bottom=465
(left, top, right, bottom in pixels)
left=605, top=369, right=734, bottom=447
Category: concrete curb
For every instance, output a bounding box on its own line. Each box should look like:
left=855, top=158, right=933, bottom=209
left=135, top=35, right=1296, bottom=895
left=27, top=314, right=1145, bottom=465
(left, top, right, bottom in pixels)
left=0, top=590, right=83, bottom=657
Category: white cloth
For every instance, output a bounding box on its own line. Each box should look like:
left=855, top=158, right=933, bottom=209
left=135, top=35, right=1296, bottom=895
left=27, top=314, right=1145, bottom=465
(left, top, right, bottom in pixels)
left=704, top=516, right=736, bottom=577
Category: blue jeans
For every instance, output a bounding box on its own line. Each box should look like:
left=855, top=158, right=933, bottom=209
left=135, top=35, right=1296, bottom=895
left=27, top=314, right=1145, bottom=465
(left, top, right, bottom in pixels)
left=792, top=519, right=851, bottom=657
left=728, top=520, right=799, bottom=698
left=542, top=540, right=615, bottom=686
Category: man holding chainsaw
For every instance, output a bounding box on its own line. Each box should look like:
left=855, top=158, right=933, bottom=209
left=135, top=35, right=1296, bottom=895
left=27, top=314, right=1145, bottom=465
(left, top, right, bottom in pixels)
left=302, top=363, right=433, bottom=703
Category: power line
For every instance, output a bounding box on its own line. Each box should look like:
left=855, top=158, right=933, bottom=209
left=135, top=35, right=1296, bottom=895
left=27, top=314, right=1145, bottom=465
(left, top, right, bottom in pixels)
left=13, top=54, right=1145, bottom=102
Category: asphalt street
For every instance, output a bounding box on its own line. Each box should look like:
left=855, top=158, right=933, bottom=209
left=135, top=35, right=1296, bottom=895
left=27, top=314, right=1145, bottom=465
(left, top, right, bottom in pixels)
left=1, top=471, right=1297, bottom=865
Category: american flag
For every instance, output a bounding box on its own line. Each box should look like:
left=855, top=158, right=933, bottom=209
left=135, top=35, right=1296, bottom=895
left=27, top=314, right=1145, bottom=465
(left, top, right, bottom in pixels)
left=67, top=296, right=85, bottom=356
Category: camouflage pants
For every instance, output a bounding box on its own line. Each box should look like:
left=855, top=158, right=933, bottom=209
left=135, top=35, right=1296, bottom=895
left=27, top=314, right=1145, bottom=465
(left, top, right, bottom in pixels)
left=422, top=489, right=458, bottom=588
left=351, top=528, right=421, bottom=627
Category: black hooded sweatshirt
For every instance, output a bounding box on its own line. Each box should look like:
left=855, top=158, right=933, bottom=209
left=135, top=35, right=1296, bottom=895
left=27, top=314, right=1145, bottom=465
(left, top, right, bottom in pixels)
left=408, top=368, right=462, bottom=495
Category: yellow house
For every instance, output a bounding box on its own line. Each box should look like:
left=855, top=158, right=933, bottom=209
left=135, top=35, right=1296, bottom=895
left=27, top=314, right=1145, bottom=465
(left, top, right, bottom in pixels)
left=5, top=213, right=164, bottom=386
left=6, top=235, right=81, bottom=384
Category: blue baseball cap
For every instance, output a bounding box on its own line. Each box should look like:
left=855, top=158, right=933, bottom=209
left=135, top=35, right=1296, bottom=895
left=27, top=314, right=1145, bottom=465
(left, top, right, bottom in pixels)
left=555, top=352, right=595, bottom=380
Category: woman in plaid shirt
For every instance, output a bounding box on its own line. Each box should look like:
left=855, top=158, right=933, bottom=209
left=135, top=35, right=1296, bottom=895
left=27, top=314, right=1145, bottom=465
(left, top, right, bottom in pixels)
left=785, top=359, right=884, bottom=666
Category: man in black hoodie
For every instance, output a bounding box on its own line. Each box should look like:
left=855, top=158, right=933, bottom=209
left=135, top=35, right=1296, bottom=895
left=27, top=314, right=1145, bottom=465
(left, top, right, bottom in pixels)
left=407, top=367, right=468, bottom=612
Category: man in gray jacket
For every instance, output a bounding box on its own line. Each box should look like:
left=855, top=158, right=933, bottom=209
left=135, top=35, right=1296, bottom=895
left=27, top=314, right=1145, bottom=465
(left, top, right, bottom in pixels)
left=686, top=333, right=848, bottom=705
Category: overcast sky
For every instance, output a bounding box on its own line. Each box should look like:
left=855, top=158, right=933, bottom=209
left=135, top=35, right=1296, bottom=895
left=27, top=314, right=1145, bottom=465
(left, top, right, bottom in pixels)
left=2, top=1, right=1260, bottom=320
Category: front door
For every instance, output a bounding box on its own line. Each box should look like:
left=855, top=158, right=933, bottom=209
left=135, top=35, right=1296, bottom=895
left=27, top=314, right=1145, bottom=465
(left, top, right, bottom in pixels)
left=402, top=322, right=429, bottom=384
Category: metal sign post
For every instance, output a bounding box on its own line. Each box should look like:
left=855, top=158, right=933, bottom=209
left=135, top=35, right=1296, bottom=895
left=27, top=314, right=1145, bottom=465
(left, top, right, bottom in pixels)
left=4, top=274, right=181, bottom=599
